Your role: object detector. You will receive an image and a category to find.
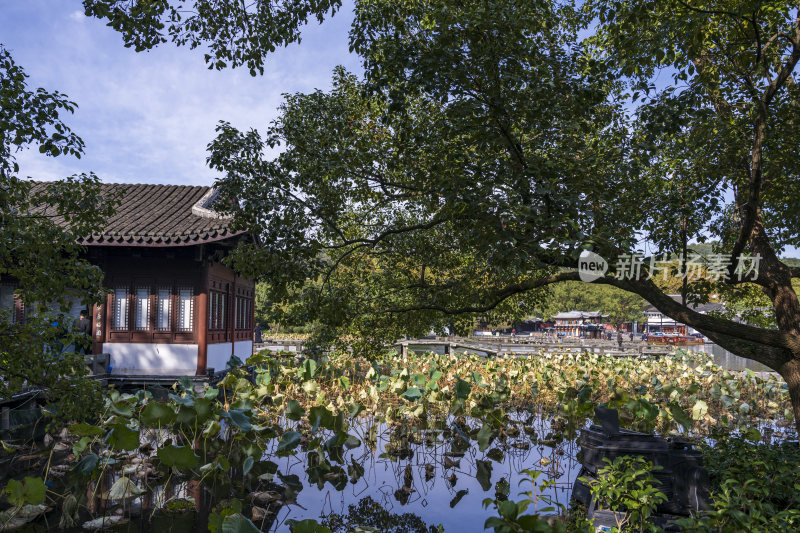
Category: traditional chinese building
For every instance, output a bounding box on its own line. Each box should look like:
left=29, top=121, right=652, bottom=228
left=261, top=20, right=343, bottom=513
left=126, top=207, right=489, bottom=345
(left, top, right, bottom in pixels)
left=551, top=310, right=606, bottom=338
left=643, top=295, right=724, bottom=335
left=5, top=183, right=256, bottom=376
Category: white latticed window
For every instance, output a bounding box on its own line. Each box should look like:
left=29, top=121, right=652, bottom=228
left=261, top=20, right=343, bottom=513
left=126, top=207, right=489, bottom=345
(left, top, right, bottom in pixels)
left=157, top=289, right=171, bottom=330
left=219, top=292, right=225, bottom=329
left=135, top=288, right=150, bottom=330
left=178, top=289, right=193, bottom=331
left=113, top=288, right=128, bottom=330
left=234, top=297, right=252, bottom=329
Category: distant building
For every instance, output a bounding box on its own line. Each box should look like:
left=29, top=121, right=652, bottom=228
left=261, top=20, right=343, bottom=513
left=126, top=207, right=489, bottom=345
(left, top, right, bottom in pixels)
left=643, top=295, right=724, bottom=335
left=551, top=310, right=606, bottom=338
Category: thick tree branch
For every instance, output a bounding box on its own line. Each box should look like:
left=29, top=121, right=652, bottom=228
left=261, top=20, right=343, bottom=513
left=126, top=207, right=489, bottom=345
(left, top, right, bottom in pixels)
left=596, top=276, right=794, bottom=352
left=385, top=270, right=578, bottom=314
left=388, top=268, right=796, bottom=366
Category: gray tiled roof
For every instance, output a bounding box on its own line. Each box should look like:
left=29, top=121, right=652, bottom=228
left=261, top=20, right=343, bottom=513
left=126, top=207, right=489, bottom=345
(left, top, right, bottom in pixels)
left=34, top=182, right=243, bottom=247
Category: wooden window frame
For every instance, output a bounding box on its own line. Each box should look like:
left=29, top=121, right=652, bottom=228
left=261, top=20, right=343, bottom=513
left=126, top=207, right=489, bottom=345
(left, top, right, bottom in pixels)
left=208, top=289, right=229, bottom=332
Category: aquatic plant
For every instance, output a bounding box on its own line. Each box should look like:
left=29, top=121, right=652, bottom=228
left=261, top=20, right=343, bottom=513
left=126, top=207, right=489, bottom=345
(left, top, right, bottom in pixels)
left=0, top=348, right=792, bottom=530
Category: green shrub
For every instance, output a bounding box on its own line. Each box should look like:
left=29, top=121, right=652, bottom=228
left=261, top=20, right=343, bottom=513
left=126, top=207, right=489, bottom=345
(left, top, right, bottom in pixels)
left=581, top=455, right=667, bottom=533
left=676, top=434, right=800, bottom=532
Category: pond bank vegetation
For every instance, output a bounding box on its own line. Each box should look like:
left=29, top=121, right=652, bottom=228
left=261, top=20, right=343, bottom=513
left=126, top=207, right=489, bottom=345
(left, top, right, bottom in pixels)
left=0, top=349, right=796, bottom=531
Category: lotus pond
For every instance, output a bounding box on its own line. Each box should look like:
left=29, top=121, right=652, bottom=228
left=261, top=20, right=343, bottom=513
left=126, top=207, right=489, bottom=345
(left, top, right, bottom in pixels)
left=0, top=349, right=794, bottom=532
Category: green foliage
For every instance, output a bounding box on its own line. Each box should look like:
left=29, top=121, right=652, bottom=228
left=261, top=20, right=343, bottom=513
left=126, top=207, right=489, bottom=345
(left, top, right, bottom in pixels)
left=157, top=445, right=200, bottom=470
left=208, top=500, right=261, bottom=533
left=196, top=0, right=800, bottom=382
left=582, top=456, right=667, bottom=533
left=587, top=0, right=800, bottom=250
left=482, top=469, right=565, bottom=532
left=79, top=0, right=800, bottom=422
left=0, top=46, right=84, bottom=170
left=140, top=401, right=177, bottom=426
left=1, top=44, right=118, bottom=420
left=105, top=424, right=139, bottom=451
left=220, top=513, right=261, bottom=533
left=676, top=434, right=800, bottom=532
left=320, top=496, right=441, bottom=532
left=254, top=280, right=317, bottom=333
left=285, top=398, right=306, bottom=421
left=68, top=423, right=104, bottom=438
left=0, top=349, right=794, bottom=530
left=207, top=0, right=627, bottom=352
left=276, top=430, right=302, bottom=453
left=3, top=477, right=46, bottom=507
left=82, top=0, right=342, bottom=76
left=69, top=453, right=99, bottom=480
left=287, top=518, right=333, bottom=533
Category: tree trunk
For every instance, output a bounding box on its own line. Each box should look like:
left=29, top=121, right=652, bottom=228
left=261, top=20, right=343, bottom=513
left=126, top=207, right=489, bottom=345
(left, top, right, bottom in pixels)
left=779, top=358, right=800, bottom=437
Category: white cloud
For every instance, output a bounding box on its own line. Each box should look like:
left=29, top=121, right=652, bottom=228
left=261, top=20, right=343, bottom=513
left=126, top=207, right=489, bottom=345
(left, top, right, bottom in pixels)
left=3, top=0, right=360, bottom=187
left=69, top=10, right=85, bottom=22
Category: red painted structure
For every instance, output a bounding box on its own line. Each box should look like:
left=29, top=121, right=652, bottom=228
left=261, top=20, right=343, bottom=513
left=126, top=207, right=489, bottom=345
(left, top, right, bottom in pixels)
left=3, top=183, right=256, bottom=376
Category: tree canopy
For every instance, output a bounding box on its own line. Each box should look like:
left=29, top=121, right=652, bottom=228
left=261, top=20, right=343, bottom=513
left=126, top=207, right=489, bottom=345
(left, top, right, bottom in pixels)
left=209, top=1, right=631, bottom=349
left=50, top=0, right=800, bottom=428
left=191, top=0, right=800, bottom=421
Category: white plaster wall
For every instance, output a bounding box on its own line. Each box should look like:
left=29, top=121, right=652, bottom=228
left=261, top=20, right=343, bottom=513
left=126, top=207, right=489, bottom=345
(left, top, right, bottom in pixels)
left=206, top=343, right=233, bottom=374
left=205, top=341, right=254, bottom=373
left=104, top=343, right=198, bottom=375
left=234, top=340, right=253, bottom=359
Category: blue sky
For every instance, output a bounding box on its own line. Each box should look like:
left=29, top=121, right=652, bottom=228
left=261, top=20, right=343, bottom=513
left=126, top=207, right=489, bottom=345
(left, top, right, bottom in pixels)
left=1, top=1, right=359, bottom=186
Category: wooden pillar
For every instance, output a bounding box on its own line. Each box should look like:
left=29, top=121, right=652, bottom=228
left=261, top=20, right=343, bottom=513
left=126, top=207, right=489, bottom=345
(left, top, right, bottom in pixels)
left=250, top=283, right=255, bottom=357
left=196, top=287, right=208, bottom=376
left=229, top=277, right=236, bottom=359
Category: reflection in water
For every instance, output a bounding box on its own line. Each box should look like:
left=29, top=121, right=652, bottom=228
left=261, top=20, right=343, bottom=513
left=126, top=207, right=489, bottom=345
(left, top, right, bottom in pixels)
left=321, top=496, right=439, bottom=532
left=267, top=416, right=582, bottom=531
